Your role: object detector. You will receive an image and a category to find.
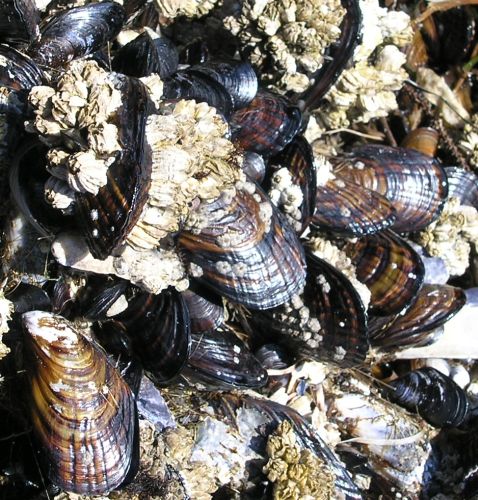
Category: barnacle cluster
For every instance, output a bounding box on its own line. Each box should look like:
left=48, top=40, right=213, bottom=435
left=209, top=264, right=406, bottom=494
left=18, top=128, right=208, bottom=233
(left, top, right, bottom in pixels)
left=417, top=197, right=478, bottom=276
left=154, top=0, right=219, bottom=19
left=223, top=0, right=345, bottom=93
left=264, top=420, right=335, bottom=500
left=307, top=0, right=412, bottom=138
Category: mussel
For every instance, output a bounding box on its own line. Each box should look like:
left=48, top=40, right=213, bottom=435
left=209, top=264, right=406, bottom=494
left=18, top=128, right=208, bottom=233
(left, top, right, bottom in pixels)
left=385, top=367, right=470, bottom=428
left=22, top=311, right=139, bottom=494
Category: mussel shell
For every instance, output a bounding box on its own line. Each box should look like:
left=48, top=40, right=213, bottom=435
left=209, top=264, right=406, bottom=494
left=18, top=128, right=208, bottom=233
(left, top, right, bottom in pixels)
left=186, top=60, right=258, bottom=110
left=268, top=135, right=317, bottom=235
left=230, top=90, right=302, bottom=156
left=212, top=393, right=362, bottom=499
left=178, top=186, right=306, bottom=310
left=345, top=230, right=425, bottom=316
left=250, top=250, right=368, bottom=367
left=0, top=0, right=39, bottom=45
left=386, top=367, right=470, bottom=427
left=291, top=0, right=362, bottom=111
left=112, top=31, right=178, bottom=79
left=75, top=76, right=150, bottom=259
left=29, top=1, right=126, bottom=67
left=11, top=139, right=73, bottom=239
left=333, top=144, right=448, bottom=232
left=445, top=166, right=478, bottom=208
left=0, top=44, right=45, bottom=90
left=22, top=311, right=139, bottom=494
left=162, top=71, right=234, bottom=118
left=312, top=178, right=397, bottom=236
left=183, top=325, right=268, bottom=389
left=181, top=287, right=224, bottom=334
left=369, top=284, right=466, bottom=350
left=109, top=288, right=191, bottom=384
left=242, top=151, right=266, bottom=183
left=81, top=279, right=129, bottom=320
left=400, top=127, right=439, bottom=157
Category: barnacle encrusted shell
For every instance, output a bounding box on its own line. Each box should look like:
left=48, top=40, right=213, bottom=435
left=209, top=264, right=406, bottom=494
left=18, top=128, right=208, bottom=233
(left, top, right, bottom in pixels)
left=223, top=0, right=345, bottom=94
left=306, top=0, right=412, bottom=139
left=264, top=420, right=335, bottom=500
left=22, top=310, right=138, bottom=495
left=417, top=197, right=478, bottom=276
left=27, top=60, right=246, bottom=294
left=307, top=236, right=371, bottom=310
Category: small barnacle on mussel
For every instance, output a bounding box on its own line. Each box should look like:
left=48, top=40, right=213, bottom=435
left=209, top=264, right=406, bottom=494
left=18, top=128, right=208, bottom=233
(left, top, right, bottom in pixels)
left=384, top=367, right=471, bottom=428
left=22, top=310, right=139, bottom=494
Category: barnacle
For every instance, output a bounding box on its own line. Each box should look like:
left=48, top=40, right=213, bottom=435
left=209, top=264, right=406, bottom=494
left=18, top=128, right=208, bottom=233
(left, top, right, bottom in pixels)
left=223, top=0, right=345, bottom=93
left=264, top=420, right=336, bottom=500
left=417, top=197, right=478, bottom=276
left=153, top=0, right=219, bottom=19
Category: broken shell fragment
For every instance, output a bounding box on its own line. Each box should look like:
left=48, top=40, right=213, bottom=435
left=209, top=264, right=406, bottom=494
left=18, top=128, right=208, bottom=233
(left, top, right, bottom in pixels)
left=22, top=310, right=139, bottom=494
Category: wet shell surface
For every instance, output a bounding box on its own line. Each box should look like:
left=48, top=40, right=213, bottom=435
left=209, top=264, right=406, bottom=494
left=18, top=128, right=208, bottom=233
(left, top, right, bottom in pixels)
left=178, top=185, right=306, bottom=309
left=386, top=367, right=470, bottom=427
left=333, top=144, right=448, bottom=232
left=22, top=310, right=138, bottom=495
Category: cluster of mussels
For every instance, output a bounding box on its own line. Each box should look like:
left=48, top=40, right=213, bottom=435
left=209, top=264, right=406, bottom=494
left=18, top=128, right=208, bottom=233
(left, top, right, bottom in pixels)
left=2, top=0, right=478, bottom=499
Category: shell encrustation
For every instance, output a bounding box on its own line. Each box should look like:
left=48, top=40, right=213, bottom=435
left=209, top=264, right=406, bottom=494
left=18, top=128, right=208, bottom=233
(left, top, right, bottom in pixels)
left=22, top=310, right=138, bottom=495
left=28, top=59, right=245, bottom=295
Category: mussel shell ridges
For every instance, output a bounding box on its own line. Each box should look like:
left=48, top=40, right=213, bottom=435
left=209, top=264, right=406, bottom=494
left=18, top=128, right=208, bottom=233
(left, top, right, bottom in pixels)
left=333, top=144, right=448, bottom=233
left=22, top=311, right=139, bottom=494
left=178, top=185, right=306, bottom=310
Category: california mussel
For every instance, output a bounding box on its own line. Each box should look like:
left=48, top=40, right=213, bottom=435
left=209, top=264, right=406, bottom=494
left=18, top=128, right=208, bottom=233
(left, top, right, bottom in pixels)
left=1, top=0, right=478, bottom=498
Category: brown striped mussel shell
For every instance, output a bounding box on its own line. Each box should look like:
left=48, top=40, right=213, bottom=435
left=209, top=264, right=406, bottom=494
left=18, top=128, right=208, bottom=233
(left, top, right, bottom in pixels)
left=22, top=311, right=138, bottom=495
left=178, top=184, right=306, bottom=309
left=332, top=144, right=448, bottom=232
left=345, top=230, right=425, bottom=316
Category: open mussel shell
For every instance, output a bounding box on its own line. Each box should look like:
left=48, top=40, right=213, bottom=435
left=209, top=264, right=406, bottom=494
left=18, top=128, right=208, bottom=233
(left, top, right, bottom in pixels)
left=11, top=139, right=73, bottom=239
left=0, top=0, right=39, bottom=45
left=186, top=60, right=258, bottom=110
left=163, top=71, right=234, bottom=118
left=267, top=135, right=317, bottom=235
left=385, top=367, right=470, bottom=427
left=112, top=31, right=178, bottom=79
left=0, top=44, right=45, bottom=90
left=182, top=325, right=267, bottom=389
left=211, top=393, right=362, bottom=499
left=181, top=287, right=224, bottom=334
left=369, top=284, right=466, bottom=350
left=445, top=166, right=478, bottom=208
left=345, top=230, right=425, bottom=316
left=230, top=90, right=302, bottom=156
left=75, top=76, right=150, bottom=259
left=22, top=311, right=139, bottom=494
left=312, top=178, right=396, bottom=236
left=178, top=185, right=306, bottom=310
left=106, top=288, right=191, bottom=384
left=29, top=1, right=126, bottom=67
left=250, top=250, right=368, bottom=367
left=332, top=144, right=448, bottom=232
